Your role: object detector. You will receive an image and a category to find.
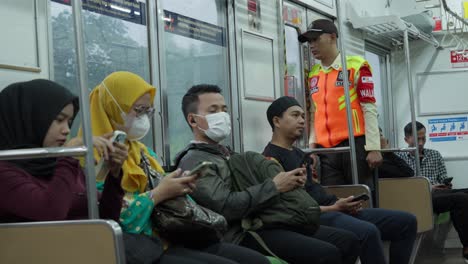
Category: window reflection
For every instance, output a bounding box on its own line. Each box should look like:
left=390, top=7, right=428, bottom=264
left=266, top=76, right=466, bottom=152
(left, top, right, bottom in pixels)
left=50, top=1, right=153, bottom=147
left=161, top=0, right=230, bottom=162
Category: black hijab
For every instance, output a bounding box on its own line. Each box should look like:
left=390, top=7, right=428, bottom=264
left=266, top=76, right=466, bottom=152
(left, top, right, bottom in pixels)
left=0, top=79, right=79, bottom=177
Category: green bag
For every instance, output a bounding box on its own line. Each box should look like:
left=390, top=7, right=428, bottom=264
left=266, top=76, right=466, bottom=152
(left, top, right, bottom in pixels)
left=228, top=151, right=321, bottom=235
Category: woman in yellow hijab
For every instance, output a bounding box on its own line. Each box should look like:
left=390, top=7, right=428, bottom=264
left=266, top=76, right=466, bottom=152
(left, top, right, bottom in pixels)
left=86, top=72, right=269, bottom=264
left=85, top=71, right=194, bottom=235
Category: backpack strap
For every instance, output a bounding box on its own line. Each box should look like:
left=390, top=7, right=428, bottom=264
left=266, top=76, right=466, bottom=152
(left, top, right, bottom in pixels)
left=239, top=155, right=287, bottom=264
left=244, top=230, right=288, bottom=264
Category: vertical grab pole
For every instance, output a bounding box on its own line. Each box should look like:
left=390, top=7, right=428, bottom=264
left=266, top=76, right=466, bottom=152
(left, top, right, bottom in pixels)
left=403, top=30, right=421, bottom=176
left=335, top=0, right=359, bottom=184
left=71, top=0, right=99, bottom=219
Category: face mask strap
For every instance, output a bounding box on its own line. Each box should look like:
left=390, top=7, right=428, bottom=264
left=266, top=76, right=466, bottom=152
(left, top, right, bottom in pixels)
left=191, top=114, right=207, bottom=132
left=100, top=82, right=126, bottom=116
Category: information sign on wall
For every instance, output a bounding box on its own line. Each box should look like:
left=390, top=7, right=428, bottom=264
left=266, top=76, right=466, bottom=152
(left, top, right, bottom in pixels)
left=247, top=0, right=262, bottom=32
left=52, top=0, right=146, bottom=25
left=428, top=117, right=468, bottom=142
left=163, top=10, right=226, bottom=47
left=450, top=50, right=468, bottom=68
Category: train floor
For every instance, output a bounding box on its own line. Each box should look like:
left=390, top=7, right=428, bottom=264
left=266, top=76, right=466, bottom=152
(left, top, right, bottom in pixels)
left=415, top=224, right=465, bottom=264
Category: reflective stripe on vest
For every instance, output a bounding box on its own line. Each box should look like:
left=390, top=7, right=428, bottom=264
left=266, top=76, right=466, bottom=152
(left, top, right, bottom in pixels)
left=308, top=56, right=367, bottom=148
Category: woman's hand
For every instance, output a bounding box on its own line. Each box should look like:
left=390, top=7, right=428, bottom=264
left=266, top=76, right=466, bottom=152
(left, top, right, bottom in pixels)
left=66, top=133, right=116, bottom=161
left=92, top=133, right=115, bottom=161
left=150, top=169, right=198, bottom=205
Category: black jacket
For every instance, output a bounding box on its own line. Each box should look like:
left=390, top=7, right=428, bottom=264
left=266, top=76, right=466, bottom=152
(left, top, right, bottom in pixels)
left=378, top=152, right=414, bottom=178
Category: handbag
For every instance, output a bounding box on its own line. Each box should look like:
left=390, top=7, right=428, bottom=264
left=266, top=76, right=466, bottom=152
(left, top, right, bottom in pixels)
left=152, top=195, right=228, bottom=246
left=140, top=150, right=227, bottom=246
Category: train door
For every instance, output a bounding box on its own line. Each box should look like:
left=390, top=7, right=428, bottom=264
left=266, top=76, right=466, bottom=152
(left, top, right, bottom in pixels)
left=283, top=1, right=330, bottom=148
left=364, top=44, right=393, bottom=142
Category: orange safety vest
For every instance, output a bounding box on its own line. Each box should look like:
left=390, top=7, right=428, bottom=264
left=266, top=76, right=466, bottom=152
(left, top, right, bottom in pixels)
left=308, top=56, right=368, bottom=148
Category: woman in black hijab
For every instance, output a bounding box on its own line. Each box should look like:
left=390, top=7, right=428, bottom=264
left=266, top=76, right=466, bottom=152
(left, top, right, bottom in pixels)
left=0, top=79, right=127, bottom=222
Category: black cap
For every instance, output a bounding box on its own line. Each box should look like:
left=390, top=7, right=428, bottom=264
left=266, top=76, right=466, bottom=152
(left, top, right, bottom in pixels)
left=267, top=96, right=301, bottom=129
left=298, top=19, right=338, bottom=43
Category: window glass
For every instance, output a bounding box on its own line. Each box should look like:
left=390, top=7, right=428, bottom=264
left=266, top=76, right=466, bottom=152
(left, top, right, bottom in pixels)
left=285, top=25, right=307, bottom=148
left=160, top=0, right=230, bottom=162
left=50, top=1, right=153, bottom=147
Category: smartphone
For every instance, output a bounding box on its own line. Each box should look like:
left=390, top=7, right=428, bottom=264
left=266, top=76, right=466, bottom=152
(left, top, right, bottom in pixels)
left=188, top=161, right=213, bottom=178
left=443, top=177, right=454, bottom=185
left=350, top=193, right=370, bottom=203
left=95, top=131, right=127, bottom=181
left=111, top=130, right=127, bottom=144
left=301, top=152, right=315, bottom=164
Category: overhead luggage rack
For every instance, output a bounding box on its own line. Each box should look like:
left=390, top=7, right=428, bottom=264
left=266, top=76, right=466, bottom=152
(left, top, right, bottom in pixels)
left=347, top=7, right=440, bottom=48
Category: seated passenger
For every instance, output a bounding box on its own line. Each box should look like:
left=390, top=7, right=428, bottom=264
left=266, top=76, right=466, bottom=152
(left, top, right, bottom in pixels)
left=86, top=72, right=269, bottom=264
left=0, top=79, right=126, bottom=223
left=176, top=84, right=361, bottom=264
left=396, top=121, right=468, bottom=262
left=262, top=96, right=417, bottom=264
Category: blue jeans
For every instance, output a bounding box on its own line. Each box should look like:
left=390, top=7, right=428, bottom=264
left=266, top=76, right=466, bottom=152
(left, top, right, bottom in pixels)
left=320, top=208, right=417, bottom=264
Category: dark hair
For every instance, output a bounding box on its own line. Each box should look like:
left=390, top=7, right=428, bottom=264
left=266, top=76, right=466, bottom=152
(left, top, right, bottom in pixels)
left=181, top=84, right=222, bottom=126
left=404, top=121, right=425, bottom=137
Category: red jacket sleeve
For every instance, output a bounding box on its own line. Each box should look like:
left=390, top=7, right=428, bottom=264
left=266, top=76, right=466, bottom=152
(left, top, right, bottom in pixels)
left=356, top=65, right=376, bottom=103
left=0, top=158, right=124, bottom=222
left=0, top=160, right=77, bottom=221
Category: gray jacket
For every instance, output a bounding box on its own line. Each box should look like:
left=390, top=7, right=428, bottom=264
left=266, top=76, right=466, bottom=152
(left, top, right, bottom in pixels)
left=175, top=143, right=279, bottom=243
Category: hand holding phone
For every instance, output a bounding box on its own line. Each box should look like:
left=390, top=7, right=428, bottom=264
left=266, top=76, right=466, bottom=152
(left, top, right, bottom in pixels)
left=443, top=177, right=454, bottom=186
left=111, top=130, right=127, bottom=144
left=350, top=193, right=370, bottom=203
left=187, top=161, right=213, bottom=178
left=96, top=131, right=127, bottom=181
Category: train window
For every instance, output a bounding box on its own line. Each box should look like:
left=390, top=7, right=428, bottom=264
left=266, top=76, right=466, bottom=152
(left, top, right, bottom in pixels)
left=160, top=0, right=230, bottom=163
left=284, top=25, right=308, bottom=148
left=49, top=0, right=154, bottom=147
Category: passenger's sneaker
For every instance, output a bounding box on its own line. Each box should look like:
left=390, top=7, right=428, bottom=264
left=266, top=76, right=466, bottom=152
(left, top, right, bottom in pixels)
left=463, top=253, right=468, bottom=264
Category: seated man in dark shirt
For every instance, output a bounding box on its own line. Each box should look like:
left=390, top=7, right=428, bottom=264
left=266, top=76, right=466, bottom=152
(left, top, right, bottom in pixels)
left=262, top=96, right=417, bottom=264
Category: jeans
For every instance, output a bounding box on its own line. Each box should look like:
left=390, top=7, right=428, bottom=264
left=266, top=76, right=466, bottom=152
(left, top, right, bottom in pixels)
left=123, top=233, right=270, bottom=264
left=240, top=225, right=360, bottom=264
left=320, top=208, right=417, bottom=264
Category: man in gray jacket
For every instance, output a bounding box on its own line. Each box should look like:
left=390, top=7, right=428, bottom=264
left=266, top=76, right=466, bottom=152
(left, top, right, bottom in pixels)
left=175, top=84, right=360, bottom=264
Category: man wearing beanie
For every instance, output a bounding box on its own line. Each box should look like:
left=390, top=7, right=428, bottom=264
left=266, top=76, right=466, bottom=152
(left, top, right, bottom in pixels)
left=298, top=19, right=382, bottom=190
left=263, top=96, right=417, bottom=264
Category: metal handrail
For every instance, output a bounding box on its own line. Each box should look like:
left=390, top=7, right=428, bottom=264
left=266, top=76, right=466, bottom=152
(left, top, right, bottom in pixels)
left=379, top=147, right=417, bottom=153
left=335, top=0, right=359, bottom=185
left=441, top=0, right=468, bottom=28
left=403, top=30, right=421, bottom=176
left=72, top=0, right=99, bottom=219
left=301, top=146, right=351, bottom=154
left=302, top=146, right=416, bottom=154
left=0, top=147, right=87, bottom=161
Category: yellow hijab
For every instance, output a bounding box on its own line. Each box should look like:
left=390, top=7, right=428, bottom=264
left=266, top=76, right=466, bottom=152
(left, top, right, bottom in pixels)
left=81, top=71, right=163, bottom=193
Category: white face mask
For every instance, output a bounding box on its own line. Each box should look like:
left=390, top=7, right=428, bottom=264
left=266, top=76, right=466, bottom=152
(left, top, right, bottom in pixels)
left=126, top=114, right=151, bottom=141
left=101, top=82, right=151, bottom=141
left=195, top=112, right=231, bottom=143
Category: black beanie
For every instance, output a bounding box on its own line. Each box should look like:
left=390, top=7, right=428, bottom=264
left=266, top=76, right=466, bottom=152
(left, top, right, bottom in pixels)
left=267, top=96, right=301, bottom=129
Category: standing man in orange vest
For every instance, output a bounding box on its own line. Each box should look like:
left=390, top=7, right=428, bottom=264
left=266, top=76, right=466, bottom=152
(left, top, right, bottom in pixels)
left=298, top=19, right=382, bottom=189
